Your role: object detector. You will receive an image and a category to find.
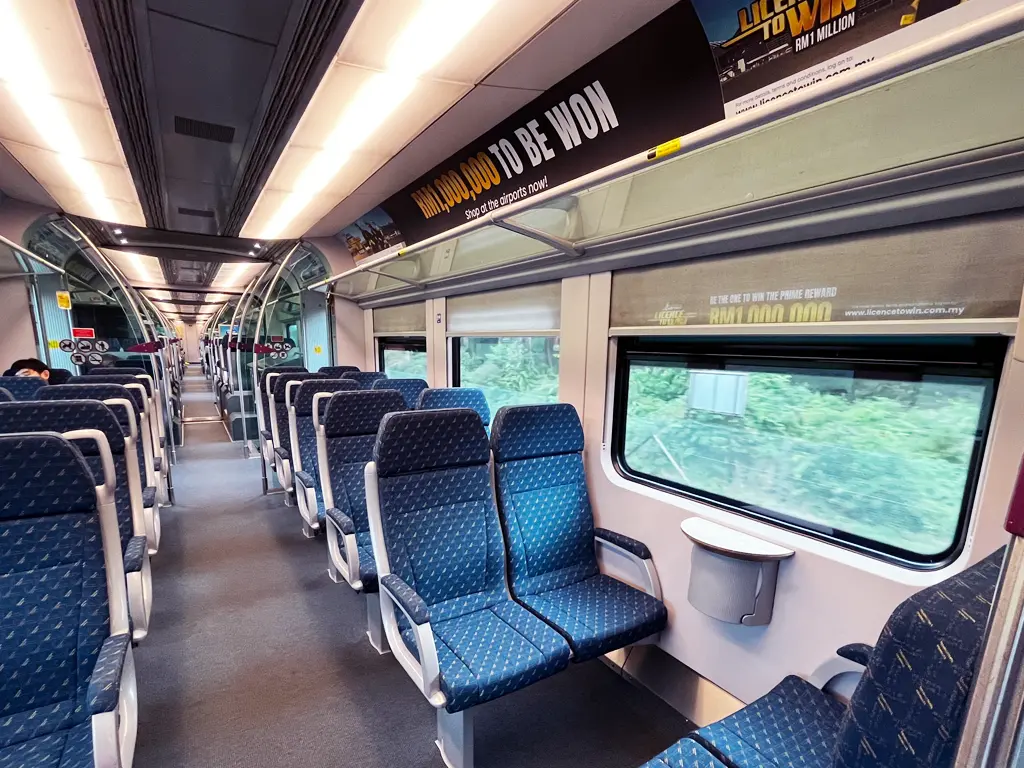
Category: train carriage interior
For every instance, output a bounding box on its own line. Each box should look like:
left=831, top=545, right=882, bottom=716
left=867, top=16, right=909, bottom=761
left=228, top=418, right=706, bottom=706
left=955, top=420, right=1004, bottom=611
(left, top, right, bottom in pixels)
left=2, top=0, right=1024, bottom=766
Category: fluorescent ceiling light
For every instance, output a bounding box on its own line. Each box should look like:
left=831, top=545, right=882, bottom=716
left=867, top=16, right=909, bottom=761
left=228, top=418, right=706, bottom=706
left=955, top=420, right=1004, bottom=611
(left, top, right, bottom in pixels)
left=243, top=0, right=578, bottom=240
left=0, top=1, right=144, bottom=225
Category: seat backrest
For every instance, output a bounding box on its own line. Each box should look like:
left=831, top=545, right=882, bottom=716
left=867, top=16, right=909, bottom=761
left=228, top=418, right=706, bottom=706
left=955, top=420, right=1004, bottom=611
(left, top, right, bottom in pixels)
left=490, top=403, right=597, bottom=597
left=832, top=547, right=1004, bottom=768
left=259, top=366, right=305, bottom=429
left=322, top=390, right=405, bottom=534
left=417, top=387, right=491, bottom=426
left=319, top=365, right=360, bottom=378
left=374, top=409, right=507, bottom=622
left=372, top=377, right=428, bottom=409
left=0, top=375, right=47, bottom=401
left=0, top=400, right=135, bottom=553
left=49, top=368, right=73, bottom=385
left=271, top=372, right=323, bottom=445
left=341, top=371, right=387, bottom=390
left=0, top=387, right=11, bottom=402
left=0, top=433, right=116, bottom=742
left=41, top=383, right=148, bottom=488
left=289, top=379, right=359, bottom=474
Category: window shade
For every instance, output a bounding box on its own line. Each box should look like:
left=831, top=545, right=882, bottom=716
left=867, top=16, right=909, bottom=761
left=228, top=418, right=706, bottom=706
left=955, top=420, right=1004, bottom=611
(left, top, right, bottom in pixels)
left=610, top=212, right=1024, bottom=330
left=447, top=282, right=562, bottom=334
left=373, top=302, right=426, bottom=334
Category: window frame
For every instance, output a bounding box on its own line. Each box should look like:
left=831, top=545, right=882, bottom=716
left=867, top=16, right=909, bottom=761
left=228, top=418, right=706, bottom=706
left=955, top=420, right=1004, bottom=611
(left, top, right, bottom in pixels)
left=611, top=335, right=1006, bottom=569
left=378, top=335, right=428, bottom=376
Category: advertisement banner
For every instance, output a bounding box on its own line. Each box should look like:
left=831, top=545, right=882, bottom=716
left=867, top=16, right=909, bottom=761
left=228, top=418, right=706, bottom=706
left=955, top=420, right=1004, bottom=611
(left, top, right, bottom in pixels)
left=346, top=0, right=724, bottom=253
left=692, top=0, right=1013, bottom=116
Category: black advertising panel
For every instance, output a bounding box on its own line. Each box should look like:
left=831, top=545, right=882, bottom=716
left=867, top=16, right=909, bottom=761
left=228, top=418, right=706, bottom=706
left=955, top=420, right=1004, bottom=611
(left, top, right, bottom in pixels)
left=342, top=1, right=724, bottom=256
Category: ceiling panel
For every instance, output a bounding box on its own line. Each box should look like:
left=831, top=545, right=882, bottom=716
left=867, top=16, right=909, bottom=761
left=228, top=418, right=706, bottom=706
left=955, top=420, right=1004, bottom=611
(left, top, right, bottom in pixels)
left=3, top=143, right=139, bottom=203
left=0, top=144, right=57, bottom=209
left=146, top=0, right=293, bottom=46
left=306, top=81, right=542, bottom=237
left=164, top=177, right=232, bottom=235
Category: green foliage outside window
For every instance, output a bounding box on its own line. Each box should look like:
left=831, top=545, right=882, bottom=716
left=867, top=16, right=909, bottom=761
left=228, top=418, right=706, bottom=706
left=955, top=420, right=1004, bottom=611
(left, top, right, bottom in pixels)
left=458, top=336, right=560, bottom=413
left=623, top=363, right=989, bottom=556
left=383, top=347, right=428, bottom=379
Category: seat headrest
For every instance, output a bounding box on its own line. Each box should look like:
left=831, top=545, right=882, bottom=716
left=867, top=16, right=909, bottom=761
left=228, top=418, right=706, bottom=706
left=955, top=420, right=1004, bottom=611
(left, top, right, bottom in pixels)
left=318, top=365, right=360, bottom=377
left=260, top=366, right=306, bottom=389
left=273, top=372, right=324, bottom=401
left=375, top=408, right=489, bottom=477
left=48, top=368, right=73, bottom=385
left=491, top=403, right=583, bottom=462
left=323, top=390, right=406, bottom=438
left=341, top=371, right=387, bottom=389
left=81, top=370, right=151, bottom=395
left=0, top=433, right=96, bottom=519
left=417, top=387, right=491, bottom=426
left=66, top=377, right=146, bottom=411
left=87, top=365, right=146, bottom=376
left=0, top=376, right=47, bottom=401
left=372, top=378, right=428, bottom=409
left=0, top=400, right=127, bottom=455
left=293, top=379, right=359, bottom=416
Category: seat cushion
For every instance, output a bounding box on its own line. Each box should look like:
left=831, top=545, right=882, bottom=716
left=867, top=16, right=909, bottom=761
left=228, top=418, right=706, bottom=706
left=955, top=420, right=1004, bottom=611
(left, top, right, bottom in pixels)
left=640, top=737, right=730, bottom=768
left=355, top=531, right=378, bottom=592
left=401, top=600, right=570, bottom=714
left=696, top=676, right=846, bottom=768
left=0, top=722, right=93, bottom=768
left=520, top=573, right=667, bottom=661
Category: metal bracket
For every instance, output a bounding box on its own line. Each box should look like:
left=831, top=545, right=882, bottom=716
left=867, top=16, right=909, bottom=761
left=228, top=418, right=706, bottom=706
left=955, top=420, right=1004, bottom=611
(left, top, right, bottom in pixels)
left=493, top=218, right=584, bottom=258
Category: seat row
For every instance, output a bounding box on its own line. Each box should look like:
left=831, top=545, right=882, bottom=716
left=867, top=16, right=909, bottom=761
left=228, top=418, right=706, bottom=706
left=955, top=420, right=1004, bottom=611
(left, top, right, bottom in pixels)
left=0, top=369, right=179, bottom=767
left=258, top=365, right=668, bottom=767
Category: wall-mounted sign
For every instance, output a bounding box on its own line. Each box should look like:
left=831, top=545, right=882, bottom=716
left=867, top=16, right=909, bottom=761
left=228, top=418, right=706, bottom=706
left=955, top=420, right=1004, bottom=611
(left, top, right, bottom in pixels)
left=76, top=339, right=93, bottom=352
left=58, top=339, right=75, bottom=353
left=55, top=291, right=71, bottom=310
left=71, top=352, right=86, bottom=365
left=71, top=327, right=95, bottom=339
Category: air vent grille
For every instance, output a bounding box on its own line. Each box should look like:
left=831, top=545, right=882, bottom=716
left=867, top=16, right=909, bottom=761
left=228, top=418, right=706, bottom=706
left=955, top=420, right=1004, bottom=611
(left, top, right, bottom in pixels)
left=178, top=207, right=216, bottom=219
left=174, top=116, right=236, bottom=144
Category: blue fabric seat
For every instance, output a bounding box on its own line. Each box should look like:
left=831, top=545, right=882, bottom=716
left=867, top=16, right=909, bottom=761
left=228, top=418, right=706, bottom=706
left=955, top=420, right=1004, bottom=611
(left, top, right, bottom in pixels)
left=1, top=397, right=154, bottom=641
left=0, top=386, right=11, bottom=402
left=0, top=375, right=47, bottom=401
left=0, top=433, right=135, bottom=768
left=287, top=377, right=359, bottom=534
left=639, top=548, right=1004, bottom=768
left=417, top=387, right=490, bottom=427
left=342, top=370, right=387, bottom=390
left=490, top=403, right=667, bottom=662
left=319, top=365, right=360, bottom=377
left=372, top=377, right=428, bottom=408
left=321, top=389, right=407, bottom=593
left=371, top=408, right=572, bottom=715
left=269, top=372, right=324, bottom=489
left=257, top=366, right=305, bottom=460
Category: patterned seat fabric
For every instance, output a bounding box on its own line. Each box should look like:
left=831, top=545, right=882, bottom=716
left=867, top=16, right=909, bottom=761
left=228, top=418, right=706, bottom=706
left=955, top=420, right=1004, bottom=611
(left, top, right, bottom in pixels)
left=490, top=403, right=667, bottom=661
left=374, top=408, right=571, bottom=713
left=639, top=738, right=730, bottom=768
left=0, top=434, right=123, bottom=763
left=318, top=365, right=360, bottom=378
left=39, top=383, right=150, bottom=510
left=271, top=373, right=324, bottom=458
left=341, top=371, right=387, bottom=390
left=322, top=389, right=406, bottom=590
left=639, top=548, right=1004, bottom=768
left=0, top=399, right=141, bottom=567
left=258, top=367, right=305, bottom=439
left=417, top=387, right=491, bottom=426
left=0, top=387, right=11, bottom=402
left=372, top=377, right=428, bottom=409
left=290, top=379, right=359, bottom=525
left=0, top=375, right=47, bottom=401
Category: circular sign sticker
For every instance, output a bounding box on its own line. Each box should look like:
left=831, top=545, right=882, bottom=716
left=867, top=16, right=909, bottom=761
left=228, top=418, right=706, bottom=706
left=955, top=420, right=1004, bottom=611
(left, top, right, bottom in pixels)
left=272, top=342, right=284, bottom=351
left=283, top=340, right=295, bottom=350
left=71, top=352, right=86, bottom=365
left=59, top=339, right=75, bottom=353
left=76, top=339, right=93, bottom=352
left=87, top=352, right=103, bottom=366
left=95, top=340, right=110, bottom=353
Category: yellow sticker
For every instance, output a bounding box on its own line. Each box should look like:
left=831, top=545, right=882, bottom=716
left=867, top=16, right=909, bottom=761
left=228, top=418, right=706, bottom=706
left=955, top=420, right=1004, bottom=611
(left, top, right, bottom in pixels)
left=314, top=345, right=323, bottom=354
left=56, top=290, right=72, bottom=310
left=48, top=339, right=60, bottom=349
left=647, top=138, right=682, bottom=161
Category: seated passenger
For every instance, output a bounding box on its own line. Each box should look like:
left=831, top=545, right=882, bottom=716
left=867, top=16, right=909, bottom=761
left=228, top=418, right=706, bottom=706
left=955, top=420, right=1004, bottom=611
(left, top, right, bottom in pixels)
left=4, top=356, right=51, bottom=380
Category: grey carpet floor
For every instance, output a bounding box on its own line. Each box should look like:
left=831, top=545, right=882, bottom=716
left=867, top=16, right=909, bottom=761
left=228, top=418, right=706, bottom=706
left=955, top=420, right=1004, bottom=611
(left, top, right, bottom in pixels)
left=134, top=373, right=690, bottom=768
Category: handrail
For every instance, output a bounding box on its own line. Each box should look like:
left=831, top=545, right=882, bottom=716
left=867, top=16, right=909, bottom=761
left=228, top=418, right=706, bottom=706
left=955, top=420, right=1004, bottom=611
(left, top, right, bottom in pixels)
left=0, top=231, right=66, bottom=274
left=309, top=5, right=1024, bottom=295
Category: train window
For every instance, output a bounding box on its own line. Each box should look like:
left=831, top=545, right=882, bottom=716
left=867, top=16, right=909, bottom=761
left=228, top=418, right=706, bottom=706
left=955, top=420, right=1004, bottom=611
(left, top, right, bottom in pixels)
left=613, top=337, right=1004, bottom=565
left=379, top=337, right=428, bottom=378
left=454, top=336, right=560, bottom=413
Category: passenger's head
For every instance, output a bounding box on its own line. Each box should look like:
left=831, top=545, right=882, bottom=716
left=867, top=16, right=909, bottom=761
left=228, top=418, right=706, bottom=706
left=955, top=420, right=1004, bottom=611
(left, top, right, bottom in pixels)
left=7, top=358, right=50, bottom=380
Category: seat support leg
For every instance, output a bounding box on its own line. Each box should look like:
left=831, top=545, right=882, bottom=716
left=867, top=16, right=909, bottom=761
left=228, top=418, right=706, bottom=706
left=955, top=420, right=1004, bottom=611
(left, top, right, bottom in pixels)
left=366, top=593, right=389, bottom=655
left=301, top=521, right=317, bottom=538
left=436, top=708, right=474, bottom=768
